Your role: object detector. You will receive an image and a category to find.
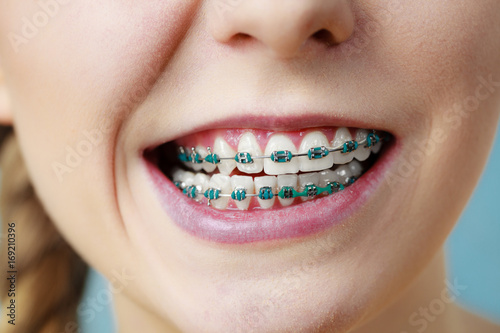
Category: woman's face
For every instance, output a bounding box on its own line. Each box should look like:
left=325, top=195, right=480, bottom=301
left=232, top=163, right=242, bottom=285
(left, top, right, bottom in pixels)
left=1, top=1, right=500, bottom=332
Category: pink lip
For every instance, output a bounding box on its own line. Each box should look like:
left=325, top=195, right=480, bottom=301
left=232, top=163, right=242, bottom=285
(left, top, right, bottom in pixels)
left=141, top=113, right=393, bottom=152
left=145, top=139, right=398, bottom=244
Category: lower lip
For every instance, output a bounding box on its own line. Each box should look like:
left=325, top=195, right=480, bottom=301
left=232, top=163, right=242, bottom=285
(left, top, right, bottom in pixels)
left=146, top=142, right=398, bottom=244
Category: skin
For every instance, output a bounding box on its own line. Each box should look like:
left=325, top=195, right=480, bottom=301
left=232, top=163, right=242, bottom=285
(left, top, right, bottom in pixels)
left=0, top=0, right=499, bottom=332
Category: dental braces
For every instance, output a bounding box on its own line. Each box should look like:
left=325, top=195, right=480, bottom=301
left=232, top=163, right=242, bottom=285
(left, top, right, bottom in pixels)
left=175, top=177, right=357, bottom=207
left=178, top=131, right=384, bottom=166
left=173, top=131, right=388, bottom=206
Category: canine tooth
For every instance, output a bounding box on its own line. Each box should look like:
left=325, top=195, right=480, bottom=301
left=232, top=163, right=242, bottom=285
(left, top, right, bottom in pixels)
left=197, top=147, right=217, bottom=173
left=264, top=135, right=299, bottom=175
left=214, top=137, right=236, bottom=176
left=254, top=176, right=277, bottom=209
left=298, top=131, right=334, bottom=172
left=298, top=173, right=320, bottom=201
left=335, top=165, right=353, bottom=185
left=332, top=127, right=354, bottom=165
left=318, top=169, right=342, bottom=187
left=277, top=174, right=297, bottom=207
left=230, top=175, right=254, bottom=210
left=353, top=129, right=371, bottom=161
left=208, top=174, right=231, bottom=210
left=348, top=160, right=363, bottom=178
left=237, top=132, right=264, bottom=174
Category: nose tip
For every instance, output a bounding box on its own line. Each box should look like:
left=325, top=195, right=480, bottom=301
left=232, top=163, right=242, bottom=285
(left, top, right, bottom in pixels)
left=210, top=0, right=355, bottom=58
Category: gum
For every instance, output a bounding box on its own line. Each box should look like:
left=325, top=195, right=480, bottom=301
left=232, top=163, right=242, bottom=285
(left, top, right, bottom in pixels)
left=175, top=127, right=359, bottom=151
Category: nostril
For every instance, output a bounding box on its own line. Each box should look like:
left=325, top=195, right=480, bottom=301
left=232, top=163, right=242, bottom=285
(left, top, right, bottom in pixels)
left=311, top=29, right=336, bottom=46
left=227, top=32, right=254, bottom=46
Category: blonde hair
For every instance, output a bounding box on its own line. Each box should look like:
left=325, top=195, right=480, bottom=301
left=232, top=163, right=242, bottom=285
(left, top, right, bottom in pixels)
left=0, top=127, right=88, bottom=333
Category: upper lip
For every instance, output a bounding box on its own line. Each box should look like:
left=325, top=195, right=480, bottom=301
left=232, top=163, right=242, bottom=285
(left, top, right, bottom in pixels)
left=141, top=111, right=395, bottom=153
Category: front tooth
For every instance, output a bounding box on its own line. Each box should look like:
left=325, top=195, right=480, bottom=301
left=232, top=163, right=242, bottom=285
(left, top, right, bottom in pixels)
left=348, top=160, right=363, bottom=178
left=214, top=137, right=236, bottom=176
left=254, top=176, right=277, bottom=209
left=277, top=174, right=297, bottom=207
left=264, top=135, right=299, bottom=175
left=332, top=127, right=354, bottom=165
left=318, top=169, right=342, bottom=187
left=198, top=146, right=217, bottom=173
left=335, top=165, right=354, bottom=185
left=353, top=129, right=371, bottom=161
left=298, top=131, right=334, bottom=172
left=298, top=173, right=320, bottom=201
left=230, top=175, right=254, bottom=210
left=237, top=132, right=264, bottom=174
left=208, top=174, right=231, bottom=210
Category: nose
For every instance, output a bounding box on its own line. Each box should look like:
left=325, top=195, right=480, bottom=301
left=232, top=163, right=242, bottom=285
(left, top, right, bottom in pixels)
left=210, top=0, right=355, bottom=58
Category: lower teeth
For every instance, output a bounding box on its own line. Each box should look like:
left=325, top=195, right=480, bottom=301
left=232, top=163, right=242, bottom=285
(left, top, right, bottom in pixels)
left=170, top=159, right=364, bottom=210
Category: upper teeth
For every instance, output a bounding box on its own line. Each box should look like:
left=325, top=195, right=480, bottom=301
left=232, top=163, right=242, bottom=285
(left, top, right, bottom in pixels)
left=178, top=128, right=383, bottom=176
left=264, top=134, right=300, bottom=175
left=298, top=131, right=333, bottom=172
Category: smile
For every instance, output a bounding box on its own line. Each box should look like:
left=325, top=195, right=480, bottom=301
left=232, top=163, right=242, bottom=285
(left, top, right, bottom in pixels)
left=143, top=123, right=396, bottom=243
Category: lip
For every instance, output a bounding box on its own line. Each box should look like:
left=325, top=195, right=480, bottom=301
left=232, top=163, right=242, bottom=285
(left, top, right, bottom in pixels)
left=140, top=113, right=394, bottom=152
left=144, top=132, right=398, bottom=244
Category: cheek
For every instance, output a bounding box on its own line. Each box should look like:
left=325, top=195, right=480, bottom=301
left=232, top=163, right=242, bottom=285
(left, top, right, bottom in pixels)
left=380, top=0, right=500, bottom=185
left=0, top=0, right=197, bottom=184
left=380, top=1, right=500, bottom=109
left=0, top=0, right=199, bottom=271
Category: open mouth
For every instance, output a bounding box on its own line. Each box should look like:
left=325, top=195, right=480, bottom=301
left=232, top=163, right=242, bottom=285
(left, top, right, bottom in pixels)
left=143, top=124, right=395, bottom=243
left=147, top=126, right=391, bottom=208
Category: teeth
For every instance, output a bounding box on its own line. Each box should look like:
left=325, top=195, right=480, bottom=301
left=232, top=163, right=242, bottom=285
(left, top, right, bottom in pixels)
left=230, top=175, right=254, bottom=210
left=298, top=173, right=320, bottom=201
left=332, top=127, right=354, bottom=165
left=208, top=174, right=231, bottom=210
left=277, top=174, right=297, bottom=207
left=372, top=140, right=382, bottom=154
left=353, top=129, right=371, bottom=161
left=187, top=146, right=204, bottom=172
left=172, top=128, right=386, bottom=209
left=335, top=165, right=353, bottom=185
left=318, top=169, right=341, bottom=187
left=298, top=131, right=334, bottom=172
left=237, top=132, right=264, bottom=174
left=214, top=137, right=236, bottom=176
left=177, top=170, right=195, bottom=187
left=348, top=160, right=363, bottom=178
left=264, top=135, right=299, bottom=175
left=193, top=173, right=210, bottom=191
left=197, top=146, right=217, bottom=173
left=172, top=168, right=184, bottom=183
left=254, top=176, right=277, bottom=209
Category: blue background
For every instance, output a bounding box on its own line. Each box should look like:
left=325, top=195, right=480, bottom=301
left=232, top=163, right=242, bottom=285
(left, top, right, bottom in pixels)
left=446, top=128, right=500, bottom=322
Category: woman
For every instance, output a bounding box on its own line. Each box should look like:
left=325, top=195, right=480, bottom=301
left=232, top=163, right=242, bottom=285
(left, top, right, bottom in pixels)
left=1, top=1, right=499, bottom=332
